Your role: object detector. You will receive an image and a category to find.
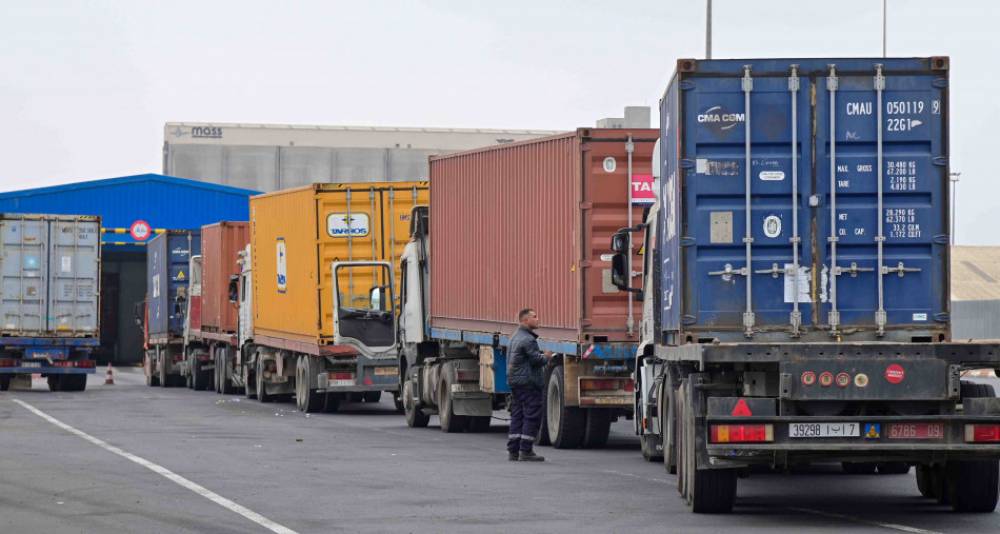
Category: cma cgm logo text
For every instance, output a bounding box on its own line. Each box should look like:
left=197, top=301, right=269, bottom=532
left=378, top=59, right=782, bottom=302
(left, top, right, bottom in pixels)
left=697, top=106, right=745, bottom=131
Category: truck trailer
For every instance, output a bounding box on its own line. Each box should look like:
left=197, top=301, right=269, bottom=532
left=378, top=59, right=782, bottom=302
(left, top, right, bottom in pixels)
left=0, top=214, right=100, bottom=391
left=144, top=230, right=201, bottom=387
left=398, top=129, right=655, bottom=445
left=182, top=222, right=249, bottom=392
left=236, top=182, right=427, bottom=412
left=616, top=57, right=1000, bottom=513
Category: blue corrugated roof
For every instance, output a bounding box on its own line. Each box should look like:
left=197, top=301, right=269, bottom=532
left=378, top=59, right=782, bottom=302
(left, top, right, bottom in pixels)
left=0, top=173, right=259, bottom=245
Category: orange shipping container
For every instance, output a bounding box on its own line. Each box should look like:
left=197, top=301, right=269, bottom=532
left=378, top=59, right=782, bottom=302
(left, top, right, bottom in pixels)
left=200, top=221, right=249, bottom=334
left=250, top=182, right=429, bottom=344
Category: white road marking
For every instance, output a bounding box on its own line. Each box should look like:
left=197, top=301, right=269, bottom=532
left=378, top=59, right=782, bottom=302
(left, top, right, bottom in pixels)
left=12, top=398, right=298, bottom=534
left=788, top=507, right=944, bottom=534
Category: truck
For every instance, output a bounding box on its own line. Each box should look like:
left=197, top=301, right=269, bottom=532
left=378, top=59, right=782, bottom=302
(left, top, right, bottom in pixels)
left=182, top=222, right=249, bottom=392
left=397, top=129, right=656, bottom=444
left=234, top=182, right=428, bottom=412
left=616, top=56, right=1000, bottom=513
left=0, top=214, right=100, bottom=392
left=143, top=230, right=201, bottom=387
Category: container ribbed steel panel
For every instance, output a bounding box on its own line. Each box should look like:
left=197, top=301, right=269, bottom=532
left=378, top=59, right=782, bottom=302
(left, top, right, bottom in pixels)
left=659, top=57, right=950, bottom=342
left=200, top=222, right=249, bottom=333
left=429, top=129, right=657, bottom=343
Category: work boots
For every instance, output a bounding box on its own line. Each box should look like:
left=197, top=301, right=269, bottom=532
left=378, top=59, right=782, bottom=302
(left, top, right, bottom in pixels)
left=518, top=450, right=545, bottom=462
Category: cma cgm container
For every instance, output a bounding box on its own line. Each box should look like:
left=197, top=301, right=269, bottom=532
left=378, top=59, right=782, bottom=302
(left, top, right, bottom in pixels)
left=0, top=214, right=100, bottom=392
left=614, top=57, right=1000, bottom=514
left=143, top=230, right=200, bottom=387
left=241, top=182, right=427, bottom=411
left=396, top=129, right=655, bottom=445
left=181, top=222, right=249, bottom=391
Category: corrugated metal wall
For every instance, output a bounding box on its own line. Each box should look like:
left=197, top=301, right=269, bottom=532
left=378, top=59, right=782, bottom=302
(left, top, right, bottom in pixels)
left=952, top=300, right=1000, bottom=340
left=166, top=144, right=442, bottom=192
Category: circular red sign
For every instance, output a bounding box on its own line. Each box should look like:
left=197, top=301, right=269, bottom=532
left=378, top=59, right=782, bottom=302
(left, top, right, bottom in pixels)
left=884, top=364, right=905, bottom=384
left=835, top=372, right=851, bottom=388
left=819, top=371, right=834, bottom=387
left=801, top=371, right=816, bottom=386
left=130, top=220, right=152, bottom=241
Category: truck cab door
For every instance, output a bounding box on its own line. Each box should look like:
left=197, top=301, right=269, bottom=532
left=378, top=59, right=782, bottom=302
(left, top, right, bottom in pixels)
left=332, top=261, right=397, bottom=355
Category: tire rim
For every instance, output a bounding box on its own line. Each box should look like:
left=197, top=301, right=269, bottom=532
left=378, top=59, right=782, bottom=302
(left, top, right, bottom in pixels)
left=404, top=379, right=415, bottom=419
left=547, top=378, right=561, bottom=442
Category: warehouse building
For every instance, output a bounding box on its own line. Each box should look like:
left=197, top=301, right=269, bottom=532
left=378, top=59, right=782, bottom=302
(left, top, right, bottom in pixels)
left=162, top=122, right=562, bottom=192
left=0, top=174, right=257, bottom=364
left=952, top=246, right=1000, bottom=340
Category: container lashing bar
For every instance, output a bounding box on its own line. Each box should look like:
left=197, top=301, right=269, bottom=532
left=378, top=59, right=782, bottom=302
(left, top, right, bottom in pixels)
left=346, top=189, right=354, bottom=301
left=788, top=65, right=802, bottom=336
left=874, top=64, right=887, bottom=336
left=741, top=65, right=755, bottom=337
left=827, top=65, right=841, bottom=335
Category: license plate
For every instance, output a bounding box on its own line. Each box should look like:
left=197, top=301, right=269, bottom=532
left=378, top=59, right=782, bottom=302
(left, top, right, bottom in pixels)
left=374, top=367, right=397, bottom=376
left=21, top=362, right=41, bottom=368
left=888, top=423, right=944, bottom=439
left=330, top=379, right=355, bottom=387
left=789, top=422, right=860, bottom=438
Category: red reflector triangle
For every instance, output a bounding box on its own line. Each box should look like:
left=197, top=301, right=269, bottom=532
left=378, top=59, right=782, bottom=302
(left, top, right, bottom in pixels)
left=731, top=399, right=753, bottom=417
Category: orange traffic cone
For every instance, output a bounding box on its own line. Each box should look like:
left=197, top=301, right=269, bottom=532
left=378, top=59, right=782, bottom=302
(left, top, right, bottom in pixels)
left=104, top=363, right=115, bottom=385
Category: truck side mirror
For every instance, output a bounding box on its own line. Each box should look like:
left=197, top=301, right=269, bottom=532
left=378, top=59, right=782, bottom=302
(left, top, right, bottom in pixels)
left=610, top=230, right=629, bottom=254
left=228, top=277, right=239, bottom=304
left=611, top=253, right=629, bottom=290
left=370, top=286, right=387, bottom=312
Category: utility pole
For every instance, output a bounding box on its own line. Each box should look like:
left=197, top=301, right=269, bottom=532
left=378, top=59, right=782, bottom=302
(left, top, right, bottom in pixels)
left=882, top=0, right=887, bottom=57
left=950, top=172, right=961, bottom=245
left=706, top=0, right=712, bottom=59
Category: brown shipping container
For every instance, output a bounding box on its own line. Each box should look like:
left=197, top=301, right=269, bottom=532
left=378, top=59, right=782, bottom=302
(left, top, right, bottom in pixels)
left=200, top=222, right=250, bottom=333
left=429, top=128, right=656, bottom=343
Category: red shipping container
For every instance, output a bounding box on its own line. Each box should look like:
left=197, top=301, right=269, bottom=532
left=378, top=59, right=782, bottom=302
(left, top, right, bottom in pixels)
left=200, top=221, right=249, bottom=334
left=429, top=129, right=657, bottom=343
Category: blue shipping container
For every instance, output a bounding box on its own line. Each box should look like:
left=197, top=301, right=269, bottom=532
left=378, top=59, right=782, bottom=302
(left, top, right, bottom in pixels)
left=147, top=230, right=201, bottom=337
left=659, top=57, right=949, bottom=342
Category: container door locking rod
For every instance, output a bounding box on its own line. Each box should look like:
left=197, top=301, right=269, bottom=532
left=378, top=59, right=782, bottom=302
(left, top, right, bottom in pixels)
left=741, top=65, right=755, bottom=338
left=875, top=64, right=888, bottom=336
left=827, top=65, right=841, bottom=336
left=788, top=65, right=802, bottom=336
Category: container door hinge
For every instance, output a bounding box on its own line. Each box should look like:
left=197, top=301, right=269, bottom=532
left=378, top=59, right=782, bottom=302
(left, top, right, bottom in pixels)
left=579, top=201, right=593, bottom=210
left=680, top=237, right=696, bottom=247
left=934, top=312, right=950, bottom=323
left=932, top=156, right=948, bottom=166
left=680, top=159, right=696, bottom=169
left=682, top=315, right=697, bottom=325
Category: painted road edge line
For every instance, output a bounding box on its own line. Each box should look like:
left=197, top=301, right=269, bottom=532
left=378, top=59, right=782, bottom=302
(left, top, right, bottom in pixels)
left=12, top=398, right=298, bottom=534
left=788, top=507, right=943, bottom=534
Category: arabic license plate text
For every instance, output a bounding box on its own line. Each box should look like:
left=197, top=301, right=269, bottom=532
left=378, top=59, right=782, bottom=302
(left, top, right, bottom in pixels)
left=789, top=422, right=860, bottom=438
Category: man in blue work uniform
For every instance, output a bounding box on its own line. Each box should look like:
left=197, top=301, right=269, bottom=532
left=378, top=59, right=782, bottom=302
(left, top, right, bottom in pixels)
left=507, top=308, right=552, bottom=462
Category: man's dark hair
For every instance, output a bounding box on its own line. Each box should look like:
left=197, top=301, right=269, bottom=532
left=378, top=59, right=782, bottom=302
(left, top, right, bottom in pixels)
left=518, top=308, right=536, bottom=321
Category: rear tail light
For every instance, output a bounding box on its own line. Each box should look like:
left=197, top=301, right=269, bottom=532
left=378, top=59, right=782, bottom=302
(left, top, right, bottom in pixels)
left=710, top=424, right=774, bottom=444
left=0, top=358, right=16, bottom=367
left=455, top=369, right=479, bottom=382
left=965, top=424, right=1000, bottom=443
left=329, top=372, right=354, bottom=381
left=580, top=378, right=634, bottom=392
left=50, top=360, right=96, bottom=368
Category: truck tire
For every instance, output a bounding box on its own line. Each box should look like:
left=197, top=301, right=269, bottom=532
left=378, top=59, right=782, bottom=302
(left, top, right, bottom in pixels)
left=144, top=352, right=158, bottom=387
left=363, top=391, right=382, bottom=403
left=658, top=378, right=675, bottom=470
left=47, top=375, right=62, bottom=392
left=916, top=464, right=937, bottom=498
left=403, top=376, right=429, bottom=428
left=582, top=409, right=612, bottom=449
left=678, top=379, right=737, bottom=513
left=324, top=393, right=342, bottom=413
left=256, top=356, right=274, bottom=403
left=158, top=349, right=172, bottom=388
left=467, top=416, right=491, bottom=433
left=0, top=375, right=10, bottom=391
left=193, top=359, right=211, bottom=391
left=393, top=392, right=405, bottom=413
left=295, top=355, right=324, bottom=413
left=546, top=366, right=585, bottom=449
left=185, top=353, right=195, bottom=389
left=877, top=462, right=910, bottom=475
left=438, top=371, right=468, bottom=433
left=60, top=374, right=86, bottom=392
left=842, top=462, right=877, bottom=474
left=947, top=460, right=1000, bottom=512
left=536, top=365, right=553, bottom=446
left=243, top=363, right=256, bottom=400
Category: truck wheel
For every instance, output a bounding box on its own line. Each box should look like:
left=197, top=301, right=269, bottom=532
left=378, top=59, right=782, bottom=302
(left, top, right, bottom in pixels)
left=679, top=380, right=737, bottom=513
left=916, top=464, right=938, bottom=498
left=877, top=462, right=910, bottom=475
left=60, top=374, right=86, bottom=392
left=393, top=393, right=405, bottom=413
left=158, top=349, right=171, bottom=388
left=582, top=409, right=612, bottom=449
left=47, top=375, right=62, bottom=392
left=363, top=391, right=382, bottom=403
left=536, top=365, right=553, bottom=446
left=144, top=352, right=158, bottom=387
left=193, top=359, right=210, bottom=391
left=221, top=355, right=235, bottom=395
left=324, top=393, right=342, bottom=413
left=546, top=366, right=585, bottom=448
left=185, top=353, right=194, bottom=389
left=403, top=376, right=429, bottom=428
left=467, top=416, right=491, bottom=433
left=213, top=351, right=223, bottom=393
left=243, top=363, right=256, bottom=400
left=658, top=378, right=675, bottom=470
left=0, top=375, right=10, bottom=391
left=295, top=355, right=324, bottom=413
left=256, top=357, right=274, bottom=403
left=842, top=462, right=877, bottom=474
left=947, top=460, right=1000, bottom=512
left=438, top=372, right=467, bottom=433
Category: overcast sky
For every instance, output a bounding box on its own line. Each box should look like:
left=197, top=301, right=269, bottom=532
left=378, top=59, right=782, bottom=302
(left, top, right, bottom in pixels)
left=2, top=0, right=998, bottom=243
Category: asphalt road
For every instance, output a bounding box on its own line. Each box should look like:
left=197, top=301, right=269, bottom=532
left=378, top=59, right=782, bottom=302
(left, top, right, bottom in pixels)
left=1, top=369, right=999, bottom=534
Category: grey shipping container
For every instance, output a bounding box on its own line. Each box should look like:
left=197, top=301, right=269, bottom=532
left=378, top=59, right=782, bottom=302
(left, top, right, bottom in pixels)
left=0, top=214, right=100, bottom=336
left=147, top=230, right=201, bottom=338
